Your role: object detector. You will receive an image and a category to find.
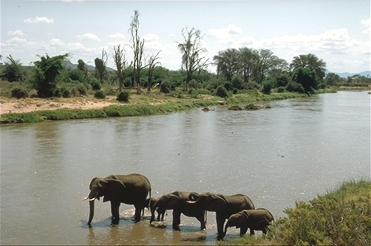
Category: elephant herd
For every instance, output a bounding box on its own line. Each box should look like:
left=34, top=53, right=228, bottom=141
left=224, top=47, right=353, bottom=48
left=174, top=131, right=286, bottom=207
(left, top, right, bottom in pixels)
left=84, top=173, right=273, bottom=240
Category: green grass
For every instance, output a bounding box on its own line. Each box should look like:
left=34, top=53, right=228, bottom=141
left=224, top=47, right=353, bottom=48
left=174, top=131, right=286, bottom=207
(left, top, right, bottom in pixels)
left=233, top=180, right=371, bottom=245
left=0, top=91, right=305, bottom=124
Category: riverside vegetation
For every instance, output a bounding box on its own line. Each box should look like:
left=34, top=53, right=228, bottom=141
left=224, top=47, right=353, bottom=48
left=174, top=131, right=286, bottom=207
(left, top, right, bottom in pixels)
left=229, top=180, right=371, bottom=245
left=2, top=10, right=369, bottom=123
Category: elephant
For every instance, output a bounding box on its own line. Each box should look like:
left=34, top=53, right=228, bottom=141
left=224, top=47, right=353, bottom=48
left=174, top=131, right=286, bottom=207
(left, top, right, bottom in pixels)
left=85, top=173, right=151, bottom=226
left=152, top=191, right=207, bottom=231
left=143, top=197, right=164, bottom=221
left=187, top=192, right=255, bottom=240
left=224, top=208, right=274, bottom=237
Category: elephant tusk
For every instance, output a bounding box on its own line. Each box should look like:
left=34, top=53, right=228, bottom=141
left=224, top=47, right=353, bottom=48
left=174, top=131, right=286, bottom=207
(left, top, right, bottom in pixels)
left=88, top=198, right=96, bottom=202
left=83, top=197, right=89, bottom=200
left=186, top=200, right=197, bottom=204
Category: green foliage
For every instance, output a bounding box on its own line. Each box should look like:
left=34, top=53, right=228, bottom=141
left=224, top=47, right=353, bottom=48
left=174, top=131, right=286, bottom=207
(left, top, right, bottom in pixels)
left=68, top=69, right=84, bottom=82
left=292, top=67, right=317, bottom=93
left=290, top=53, right=326, bottom=81
left=32, top=54, right=68, bottom=98
left=71, top=84, right=87, bottom=97
left=231, top=77, right=244, bottom=90
left=215, top=85, right=229, bottom=98
left=277, top=86, right=286, bottom=93
left=262, top=79, right=273, bottom=94
left=223, top=81, right=233, bottom=91
left=160, top=82, right=172, bottom=93
left=268, top=180, right=371, bottom=246
left=89, top=77, right=101, bottom=90
left=245, top=81, right=260, bottom=90
left=94, top=90, right=106, bottom=99
left=325, top=72, right=342, bottom=86
left=1, top=55, right=24, bottom=82
left=94, top=57, right=106, bottom=83
left=276, top=73, right=290, bottom=87
left=11, top=87, right=28, bottom=98
left=117, top=91, right=129, bottom=102
left=286, top=81, right=305, bottom=93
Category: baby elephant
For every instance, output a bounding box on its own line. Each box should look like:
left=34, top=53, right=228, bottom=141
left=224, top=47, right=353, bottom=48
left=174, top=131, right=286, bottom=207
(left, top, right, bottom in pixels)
left=143, top=197, right=165, bottom=222
left=224, top=208, right=274, bottom=237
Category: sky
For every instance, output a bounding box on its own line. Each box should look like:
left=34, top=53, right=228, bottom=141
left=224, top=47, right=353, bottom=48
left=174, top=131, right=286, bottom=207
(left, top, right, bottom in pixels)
left=1, top=0, right=370, bottom=73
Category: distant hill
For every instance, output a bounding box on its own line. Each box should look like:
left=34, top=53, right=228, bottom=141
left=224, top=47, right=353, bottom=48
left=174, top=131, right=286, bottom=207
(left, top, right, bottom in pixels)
left=336, top=71, right=371, bottom=78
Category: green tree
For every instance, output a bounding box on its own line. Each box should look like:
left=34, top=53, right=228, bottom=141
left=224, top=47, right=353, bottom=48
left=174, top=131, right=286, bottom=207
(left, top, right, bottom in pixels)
left=213, top=48, right=240, bottom=81
left=325, top=72, right=341, bottom=86
left=177, top=27, right=208, bottom=90
left=77, top=59, right=88, bottom=78
left=1, top=55, right=24, bottom=82
left=290, top=54, right=326, bottom=81
left=113, top=44, right=126, bottom=91
left=146, top=51, right=161, bottom=92
left=94, top=49, right=107, bottom=84
left=33, top=54, right=68, bottom=98
left=292, top=67, right=317, bottom=93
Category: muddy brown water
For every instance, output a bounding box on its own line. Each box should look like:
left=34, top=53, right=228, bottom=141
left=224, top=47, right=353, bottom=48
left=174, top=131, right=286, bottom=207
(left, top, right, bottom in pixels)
left=1, top=91, right=369, bottom=245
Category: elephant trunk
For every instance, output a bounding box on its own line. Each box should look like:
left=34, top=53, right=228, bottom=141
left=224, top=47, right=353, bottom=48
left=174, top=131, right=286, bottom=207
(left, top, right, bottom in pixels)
left=88, top=200, right=95, bottom=225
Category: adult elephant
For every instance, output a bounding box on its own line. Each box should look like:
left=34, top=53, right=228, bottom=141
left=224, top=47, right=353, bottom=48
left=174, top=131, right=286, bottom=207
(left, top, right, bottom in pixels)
left=85, top=174, right=151, bottom=226
left=152, top=191, right=206, bottom=231
left=187, top=192, right=254, bottom=240
left=224, top=208, right=274, bottom=237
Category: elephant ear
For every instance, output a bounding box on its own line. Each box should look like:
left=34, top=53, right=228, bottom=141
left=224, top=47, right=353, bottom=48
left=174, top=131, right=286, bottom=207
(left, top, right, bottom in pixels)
left=89, top=177, right=99, bottom=190
left=189, top=192, right=200, bottom=201
left=102, top=177, right=126, bottom=202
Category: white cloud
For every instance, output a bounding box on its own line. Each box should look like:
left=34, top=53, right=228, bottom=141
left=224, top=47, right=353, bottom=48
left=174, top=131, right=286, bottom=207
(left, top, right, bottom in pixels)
left=24, top=16, right=54, bottom=24
left=207, top=24, right=242, bottom=40
left=8, top=30, right=26, bottom=38
left=360, top=17, right=370, bottom=34
left=108, top=33, right=126, bottom=40
left=77, top=33, right=101, bottom=42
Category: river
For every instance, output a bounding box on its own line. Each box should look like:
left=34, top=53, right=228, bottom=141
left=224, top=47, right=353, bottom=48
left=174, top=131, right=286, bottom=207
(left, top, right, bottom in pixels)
left=0, top=91, right=369, bottom=244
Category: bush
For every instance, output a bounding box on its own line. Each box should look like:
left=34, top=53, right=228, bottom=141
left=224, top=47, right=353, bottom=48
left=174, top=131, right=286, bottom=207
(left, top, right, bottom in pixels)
left=277, top=86, right=286, bottom=93
left=276, top=74, right=290, bottom=87
left=215, top=86, right=229, bottom=98
left=246, top=81, right=260, bottom=90
left=94, top=90, right=106, bottom=99
left=117, top=91, right=129, bottom=102
left=231, top=77, right=244, bottom=90
left=68, top=69, right=84, bottom=82
left=262, top=80, right=273, bottom=94
left=160, top=82, right=171, bottom=93
left=89, top=78, right=101, bottom=90
left=223, top=82, right=233, bottom=91
left=286, top=81, right=305, bottom=93
left=71, top=84, right=87, bottom=97
left=61, top=88, right=71, bottom=98
left=11, top=87, right=28, bottom=98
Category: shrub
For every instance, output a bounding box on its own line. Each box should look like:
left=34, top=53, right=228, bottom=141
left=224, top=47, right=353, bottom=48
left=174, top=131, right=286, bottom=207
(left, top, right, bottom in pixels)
left=117, top=91, right=129, bottom=102
left=11, top=87, right=28, bottom=98
left=215, top=86, right=229, bottom=98
left=61, top=88, right=71, bottom=98
left=223, top=82, right=233, bottom=91
left=231, top=77, right=244, bottom=89
left=262, top=80, right=273, bottom=94
left=94, top=90, right=106, bottom=99
left=160, top=82, right=171, bottom=93
left=276, top=74, right=290, bottom=87
left=71, top=84, right=87, bottom=97
left=246, top=81, right=260, bottom=90
left=89, top=78, right=101, bottom=90
left=286, top=81, right=305, bottom=93
left=277, top=86, right=286, bottom=93
left=68, top=69, right=84, bottom=82
left=53, top=88, right=62, bottom=97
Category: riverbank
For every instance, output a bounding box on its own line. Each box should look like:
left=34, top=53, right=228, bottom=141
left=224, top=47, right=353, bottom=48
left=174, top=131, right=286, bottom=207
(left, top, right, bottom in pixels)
left=0, top=91, right=305, bottom=124
left=233, top=180, right=371, bottom=245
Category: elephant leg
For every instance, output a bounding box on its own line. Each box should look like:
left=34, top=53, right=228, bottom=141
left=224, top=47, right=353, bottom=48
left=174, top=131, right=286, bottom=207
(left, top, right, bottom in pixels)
left=172, top=210, right=181, bottom=231
left=111, top=202, right=120, bottom=225
left=196, top=213, right=206, bottom=230
left=161, top=212, right=165, bottom=221
left=134, top=204, right=142, bottom=223
left=240, top=226, right=248, bottom=236
left=250, top=229, right=255, bottom=236
left=216, top=213, right=226, bottom=240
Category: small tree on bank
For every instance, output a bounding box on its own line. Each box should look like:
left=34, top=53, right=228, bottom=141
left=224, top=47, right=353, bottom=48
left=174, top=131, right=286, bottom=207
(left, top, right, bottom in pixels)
left=113, top=44, right=126, bottom=92
left=146, top=51, right=161, bottom=92
left=1, top=55, right=24, bottom=82
left=33, top=54, right=68, bottom=98
left=177, top=27, right=208, bottom=91
left=95, top=49, right=108, bottom=84
left=130, top=10, right=145, bottom=94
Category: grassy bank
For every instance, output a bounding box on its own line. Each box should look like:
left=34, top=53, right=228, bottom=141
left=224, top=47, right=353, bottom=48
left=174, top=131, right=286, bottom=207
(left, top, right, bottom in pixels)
left=234, top=180, right=371, bottom=245
left=0, top=92, right=305, bottom=124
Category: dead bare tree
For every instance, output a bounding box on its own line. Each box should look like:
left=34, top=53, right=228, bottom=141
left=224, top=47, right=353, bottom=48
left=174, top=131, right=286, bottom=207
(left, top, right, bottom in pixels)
left=146, top=51, right=161, bottom=92
left=113, top=45, right=126, bottom=92
left=130, top=10, right=145, bottom=94
left=177, top=27, right=209, bottom=91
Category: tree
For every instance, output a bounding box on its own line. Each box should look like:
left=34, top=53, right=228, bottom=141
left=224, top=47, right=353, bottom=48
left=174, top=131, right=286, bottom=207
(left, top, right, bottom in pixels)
left=130, top=10, right=145, bottom=94
left=1, top=55, right=24, bottom=82
left=177, top=27, right=208, bottom=90
left=292, top=67, right=317, bottom=93
left=290, top=54, right=326, bottom=81
left=325, top=72, right=341, bottom=86
left=95, top=49, right=108, bottom=84
left=146, top=51, right=161, bottom=92
left=213, top=49, right=240, bottom=81
left=33, top=54, right=68, bottom=97
left=238, top=48, right=259, bottom=82
left=113, top=45, right=126, bottom=91
left=77, top=59, right=88, bottom=78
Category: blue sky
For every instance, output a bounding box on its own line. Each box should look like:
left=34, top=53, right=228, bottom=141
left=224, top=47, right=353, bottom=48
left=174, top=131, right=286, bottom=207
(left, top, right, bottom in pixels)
left=1, top=0, right=370, bottom=73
